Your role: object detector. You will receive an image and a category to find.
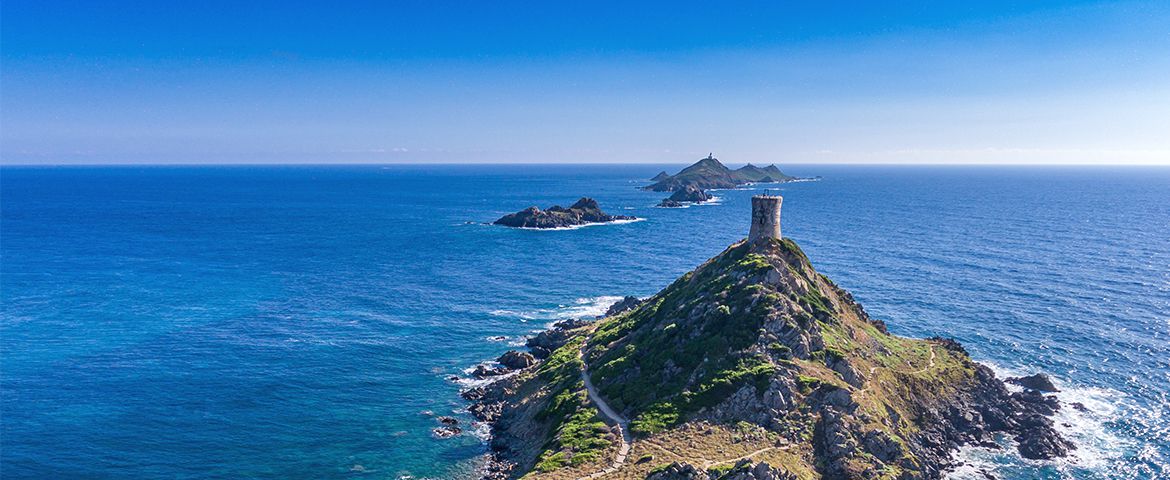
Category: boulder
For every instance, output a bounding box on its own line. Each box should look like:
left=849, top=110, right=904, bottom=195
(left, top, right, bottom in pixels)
left=497, top=350, right=536, bottom=370
left=646, top=462, right=706, bottom=480
left=1006, top=373, right=1059, bottom=392
left=473, top=364, right=509, bottom=378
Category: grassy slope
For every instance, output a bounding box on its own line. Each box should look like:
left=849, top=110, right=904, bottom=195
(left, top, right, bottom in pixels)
left=508, top=238, right=986, bottom=479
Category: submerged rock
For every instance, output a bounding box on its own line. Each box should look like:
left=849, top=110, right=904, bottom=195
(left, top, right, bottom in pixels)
left=493, top=197, right=636, bottom=229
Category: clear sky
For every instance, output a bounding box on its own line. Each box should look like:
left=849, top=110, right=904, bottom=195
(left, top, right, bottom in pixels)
left=2, top=1, right=1168, bottom=165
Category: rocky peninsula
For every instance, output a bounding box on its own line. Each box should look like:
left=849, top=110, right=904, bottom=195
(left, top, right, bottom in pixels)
left=645, top=155, right=797, bottom=192
left=466, top=196, right=1071, bottom=479
left=493, top=198, right=637, bottom=229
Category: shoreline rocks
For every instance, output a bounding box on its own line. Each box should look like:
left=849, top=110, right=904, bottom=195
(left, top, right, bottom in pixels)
left=493, top=197, right=636, bottom=229
left=1007, top=373, right=1060, bottom=392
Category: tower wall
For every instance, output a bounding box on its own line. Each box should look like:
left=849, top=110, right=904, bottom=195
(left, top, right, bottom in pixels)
left=749, top=195, right=782, bottom=241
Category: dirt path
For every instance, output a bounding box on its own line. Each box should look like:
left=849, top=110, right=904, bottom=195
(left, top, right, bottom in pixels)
left=577, top=344, right=632, bottom=480
left=909, top=345, right=937, bottom=375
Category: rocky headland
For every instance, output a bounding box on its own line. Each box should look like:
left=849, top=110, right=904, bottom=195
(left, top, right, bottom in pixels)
left=645, top=155, right=797, bottom=192
left=493, top=198, right=637, bottom=229
left=658, top=185, right=714, bottom=208
left=463, top=200, right=1071, bottom=480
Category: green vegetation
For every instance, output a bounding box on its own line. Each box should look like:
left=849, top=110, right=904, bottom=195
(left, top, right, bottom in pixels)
left=708, top=464, right=735, bottom=478
left=513, top=236, right=995, bottom=478
left=529, top=335, right=613, bottom=472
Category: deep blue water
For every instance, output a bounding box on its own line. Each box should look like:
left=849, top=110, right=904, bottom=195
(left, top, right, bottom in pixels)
left=1, top=164, right=1168, bottom=479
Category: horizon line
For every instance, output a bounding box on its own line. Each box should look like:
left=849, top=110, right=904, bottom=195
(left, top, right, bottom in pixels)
left=3, top=161, right=1169, bottom=168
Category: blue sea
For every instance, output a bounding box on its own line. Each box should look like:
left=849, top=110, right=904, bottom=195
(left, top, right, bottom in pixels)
left=1, top=164, right=1168, bottom=479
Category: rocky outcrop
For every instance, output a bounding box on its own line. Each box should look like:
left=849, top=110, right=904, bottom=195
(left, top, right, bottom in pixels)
left=432, top=416, right=462, bottom=438
left=493, top=198, right=636, bottom=229
left=525, top=318, right=592, bottom=359
left=658, top=185, right=713, bottom=207
left=651, top=171, right=672, bottom=181
left=647, top=460, right=795, bottom=480
left=645, top=155, right=796, bottom=192
left=718, top=460, right=798, bottom=480
left=647, top=462, right=707, bottom=480
left=603, top=296, right=643, bottom=317
left=1007, top=373, right=1059, bottom=392
left=497, top=350, right=536, bottom=370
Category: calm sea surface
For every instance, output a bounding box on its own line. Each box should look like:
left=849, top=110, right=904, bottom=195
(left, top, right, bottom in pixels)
left=2, top=164, right=1167, bottom=479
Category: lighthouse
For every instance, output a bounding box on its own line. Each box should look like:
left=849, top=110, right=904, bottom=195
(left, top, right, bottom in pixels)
left=749, top=194, right=782, bottom=241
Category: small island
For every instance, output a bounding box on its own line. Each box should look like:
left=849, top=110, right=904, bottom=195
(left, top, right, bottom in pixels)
left=645, top=154, right=798, bottom=192
left=657, top=185, right=713, bottom=208
left=494, top=197, right=637, bottom=229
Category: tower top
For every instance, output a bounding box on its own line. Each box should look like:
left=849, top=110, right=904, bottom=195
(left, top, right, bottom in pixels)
left=749, top=194, right=782, bottom=241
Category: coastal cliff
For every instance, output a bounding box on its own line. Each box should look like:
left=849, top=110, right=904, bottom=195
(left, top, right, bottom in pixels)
left=469, top=201, right=1070, bottom=479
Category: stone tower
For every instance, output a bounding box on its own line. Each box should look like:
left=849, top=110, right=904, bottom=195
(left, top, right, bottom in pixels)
left=749, top=194, right=782, bottom=241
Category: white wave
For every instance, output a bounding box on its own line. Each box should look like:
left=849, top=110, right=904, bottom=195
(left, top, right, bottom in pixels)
left=486, top=296, right=623, bottom=325
left=487, top=309, right=536, bottom=320
left=1050, top=385, right=1136, bottom=471
left=557, top=296, right=625, bottom=320
left=512, top=217, right=646, bottom=231
left=653, top=196, right=723, bottom=209
left=948, top=363, right=1140, bottom=478
left=455, top=366, right=520, bottom=389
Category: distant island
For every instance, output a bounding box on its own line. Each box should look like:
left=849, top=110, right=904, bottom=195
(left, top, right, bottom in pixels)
left=657, top=185, right=713, bottom=208
left=494, top=198, right=637, bottom=229
left=645, top=154, right=799, bottom=192
left=467, top=196, right=1071, bottom=479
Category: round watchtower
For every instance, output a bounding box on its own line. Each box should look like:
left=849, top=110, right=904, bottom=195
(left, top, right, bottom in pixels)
left=749, top=194, right=782, bottom=241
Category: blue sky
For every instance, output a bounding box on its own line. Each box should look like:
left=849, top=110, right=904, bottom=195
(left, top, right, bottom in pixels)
left=2, top=1, right=1168, bottom=164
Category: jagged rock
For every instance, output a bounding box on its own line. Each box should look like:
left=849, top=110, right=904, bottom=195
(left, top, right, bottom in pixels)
left=437, top=416, right=459, bottom=426
left=497, top=350, right=536, bottom=370
left=646, top=462, right=706, bottom=480
left=473, top=364, right=509, bottom=378
left=526, top=318, right=593, bottom=358
left=493, top=197, right=636, bottom=229
left=1007, top=373, right=1059, bottom=392
left=718, top=460, right=798, bottom=480
left=657, top=185, right=713, bottom=207
left=432, top=425, right=462, bottom=438
left=469, top=401, right=504, bottom=422
left=603, top=296, right=643, bottom=317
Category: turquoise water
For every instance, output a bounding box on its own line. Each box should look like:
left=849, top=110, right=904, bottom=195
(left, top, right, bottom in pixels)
left=1, top=165, right=1167, bottom=479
